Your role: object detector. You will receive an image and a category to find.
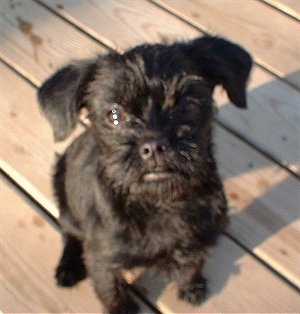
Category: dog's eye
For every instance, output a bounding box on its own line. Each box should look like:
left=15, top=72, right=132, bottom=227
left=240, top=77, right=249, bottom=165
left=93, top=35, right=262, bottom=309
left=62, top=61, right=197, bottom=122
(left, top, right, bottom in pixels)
left=178, top=101, right=197, bottom=113
left=106, top=107, right=129, bottom=126
left=169, top=101, right=197, bottom=120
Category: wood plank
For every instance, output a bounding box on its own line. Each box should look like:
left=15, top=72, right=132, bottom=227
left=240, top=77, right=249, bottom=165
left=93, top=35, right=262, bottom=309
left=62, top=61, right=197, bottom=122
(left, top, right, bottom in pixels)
left=263, top=0, right=300, bottom=20
left=0, top=0, right=102, bottom=86
left=0, top=159, right=59, bottom=218
left=1, top=52, right=299, bottom=291
left=135, top=236, right=300, bottom=313
left=0, top=177, right=101, bottom=312
left=39, top=0, right=300, bottom=175
left=0, top=177, right=155, bottom=313
left=39, top=0, right=199, bottom=50
left=214, top=126, right=300, bottom=289
left=0, top=60, right=86, bottom=218
left=0, top=62, right=55, bottom=203
left=214, top=66, right=300, bottom=175
left=155, top=0, right=300, bottom=89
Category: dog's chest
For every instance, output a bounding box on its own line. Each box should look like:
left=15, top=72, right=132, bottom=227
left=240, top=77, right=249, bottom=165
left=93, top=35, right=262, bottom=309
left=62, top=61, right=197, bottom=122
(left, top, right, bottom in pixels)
left=118, top=206, right=203, bottom=262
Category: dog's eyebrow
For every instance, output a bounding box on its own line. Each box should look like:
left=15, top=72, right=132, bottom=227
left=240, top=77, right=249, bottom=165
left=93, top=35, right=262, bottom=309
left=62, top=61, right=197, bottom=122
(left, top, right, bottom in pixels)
left=178, top=74, right=205, bottom=90
left=163, top=75, right=204, bottom=110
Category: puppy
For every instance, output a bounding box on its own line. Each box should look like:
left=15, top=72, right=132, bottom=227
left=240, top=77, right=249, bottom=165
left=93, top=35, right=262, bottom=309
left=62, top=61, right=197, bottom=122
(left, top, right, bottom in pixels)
left=38, top=36, right=252, bottom=314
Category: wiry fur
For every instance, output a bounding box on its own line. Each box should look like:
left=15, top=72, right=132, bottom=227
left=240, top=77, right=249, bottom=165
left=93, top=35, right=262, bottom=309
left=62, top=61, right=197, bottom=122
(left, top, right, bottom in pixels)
left=38, top=36, right=252, bottom=313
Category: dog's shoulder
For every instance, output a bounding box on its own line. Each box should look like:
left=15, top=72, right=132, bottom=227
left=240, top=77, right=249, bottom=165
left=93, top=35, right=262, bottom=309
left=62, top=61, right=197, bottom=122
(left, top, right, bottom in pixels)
left=64, top=129, right=97, bottom=165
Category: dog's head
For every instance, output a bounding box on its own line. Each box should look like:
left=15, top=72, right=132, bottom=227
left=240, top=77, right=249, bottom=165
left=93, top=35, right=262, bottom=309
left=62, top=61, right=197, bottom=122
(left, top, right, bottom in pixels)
left=38, top=36, right=252, bottom=201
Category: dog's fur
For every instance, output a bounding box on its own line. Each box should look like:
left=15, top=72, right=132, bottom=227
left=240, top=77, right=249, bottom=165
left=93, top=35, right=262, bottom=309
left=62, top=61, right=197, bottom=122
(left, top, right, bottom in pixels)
left=38, top=36, right=252, bottom=313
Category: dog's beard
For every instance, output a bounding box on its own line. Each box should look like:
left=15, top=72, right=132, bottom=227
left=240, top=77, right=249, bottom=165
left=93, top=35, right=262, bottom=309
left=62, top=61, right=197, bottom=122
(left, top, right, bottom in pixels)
left=98, top=138, right=214, bottom=207
left=128, top=175, right=203, bottom=206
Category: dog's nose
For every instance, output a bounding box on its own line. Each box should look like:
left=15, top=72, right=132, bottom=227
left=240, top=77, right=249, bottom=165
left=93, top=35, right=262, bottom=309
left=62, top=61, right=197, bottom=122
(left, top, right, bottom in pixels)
left=139, top=137, right=169, bottom=160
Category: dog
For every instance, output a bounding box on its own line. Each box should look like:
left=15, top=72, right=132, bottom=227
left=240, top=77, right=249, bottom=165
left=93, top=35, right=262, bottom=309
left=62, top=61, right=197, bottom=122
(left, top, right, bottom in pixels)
left=38, top=36, right=252, bottom=314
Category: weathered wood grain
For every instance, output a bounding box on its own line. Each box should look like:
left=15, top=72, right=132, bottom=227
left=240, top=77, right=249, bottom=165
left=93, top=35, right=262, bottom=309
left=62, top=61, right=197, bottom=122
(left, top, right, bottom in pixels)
left=155, top=0, right=300, bottom=89
left=215, top=126, right=300, bottom=288
left=0, top=63, right=55, bottom=203
left=0, top=61, right=85, bottom=218
left=40, top=0, right=199, bottom=50
left=0, top=177, right=102, bottom=312
left=135, top=236, right=300, bottom=313
left=214, top=66, right=300, bottom=175
left=0, top=0, right=102, bottom=86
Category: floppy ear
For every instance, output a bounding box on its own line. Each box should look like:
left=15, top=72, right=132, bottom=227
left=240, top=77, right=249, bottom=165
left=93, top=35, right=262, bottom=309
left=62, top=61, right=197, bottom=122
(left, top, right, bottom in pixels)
left=38, top=59, right=96, bottom=141
left=186, top=36, right=252, bottom=108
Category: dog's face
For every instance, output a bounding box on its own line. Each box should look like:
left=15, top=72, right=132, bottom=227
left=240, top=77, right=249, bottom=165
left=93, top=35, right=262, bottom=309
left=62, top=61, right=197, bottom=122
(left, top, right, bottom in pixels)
left=87, top=60, right=215, bottom=200
left=38, top=36, right=252, bottom=202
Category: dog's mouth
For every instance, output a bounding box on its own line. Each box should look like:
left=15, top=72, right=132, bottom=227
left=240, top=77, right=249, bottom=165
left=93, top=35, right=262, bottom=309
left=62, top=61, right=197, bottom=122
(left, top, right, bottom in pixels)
left=143, top=169, right=173, bottom=182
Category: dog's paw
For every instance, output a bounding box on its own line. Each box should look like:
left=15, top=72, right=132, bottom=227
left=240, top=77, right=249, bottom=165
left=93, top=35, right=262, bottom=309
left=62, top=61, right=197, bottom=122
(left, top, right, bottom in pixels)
left=55, top=263, right=87, bottom=287
left=178, top=275, right=207, bottom=305
left=108, top=297, right=140, bottom=314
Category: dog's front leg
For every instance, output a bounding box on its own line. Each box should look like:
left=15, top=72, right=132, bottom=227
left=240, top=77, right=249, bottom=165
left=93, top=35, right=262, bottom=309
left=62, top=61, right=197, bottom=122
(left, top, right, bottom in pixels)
left=84, top=236, right=140, bottom=314
left=55, top=233, right=87, bottom=287
left=171, top=251, right=207, bottom=305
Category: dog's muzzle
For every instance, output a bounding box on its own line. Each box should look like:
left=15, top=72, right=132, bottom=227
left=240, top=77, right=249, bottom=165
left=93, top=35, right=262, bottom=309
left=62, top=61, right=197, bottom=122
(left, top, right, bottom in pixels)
left=139, top=137, right=173, bottom=182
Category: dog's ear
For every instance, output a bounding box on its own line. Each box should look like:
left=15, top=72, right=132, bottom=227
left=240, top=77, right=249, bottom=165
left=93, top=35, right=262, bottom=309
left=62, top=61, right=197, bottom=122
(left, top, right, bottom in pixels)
left=185, top=36, right=252, bottom=108
left=38, top=59, right=96, bottom=141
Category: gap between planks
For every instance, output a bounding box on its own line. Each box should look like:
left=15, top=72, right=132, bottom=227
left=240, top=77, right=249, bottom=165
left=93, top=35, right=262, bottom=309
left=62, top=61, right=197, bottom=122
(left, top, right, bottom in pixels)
left=262, top=0, right=300, bottom=21
left=34, top=0, right=118, bottom=52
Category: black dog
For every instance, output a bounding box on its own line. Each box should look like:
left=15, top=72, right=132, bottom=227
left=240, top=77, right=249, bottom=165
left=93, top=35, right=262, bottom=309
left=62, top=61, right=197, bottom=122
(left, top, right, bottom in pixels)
left=38, top=36, right=252, bottom=313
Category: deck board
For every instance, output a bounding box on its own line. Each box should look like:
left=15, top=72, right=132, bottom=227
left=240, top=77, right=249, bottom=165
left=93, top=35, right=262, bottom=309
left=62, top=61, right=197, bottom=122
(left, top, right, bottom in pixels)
left=214, top=66, right=300, bottom=175
left=155, top=0, right=300, bottom=89
left=0, top=61, right=85, bottom=218
left=39, top=0, right=300, bottom=174
left=1, top=0, right=299, bottom=312
left=0, top=0, right=103, bottom=86
left=0, top=62, right=55, bottom=201
left=215, top=127, right=300, bottom=289
left=40, top=0, right=199, bottom=50
left=0, top=177, right=102, bottom=313
left=135, top=236, right=300, bottom=313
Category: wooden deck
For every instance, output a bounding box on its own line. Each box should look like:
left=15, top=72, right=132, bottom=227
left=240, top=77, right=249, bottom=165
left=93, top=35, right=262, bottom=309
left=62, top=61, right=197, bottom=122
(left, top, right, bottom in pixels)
left=1, top=0, right=299, bottom=312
